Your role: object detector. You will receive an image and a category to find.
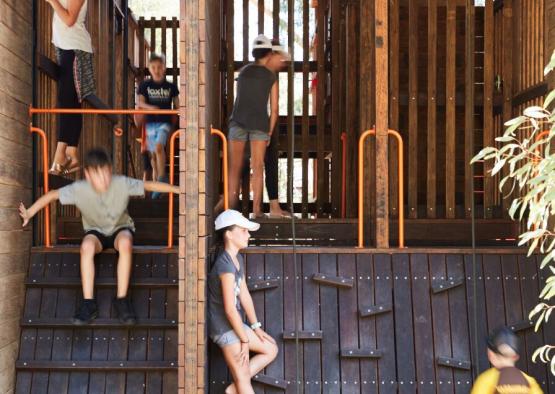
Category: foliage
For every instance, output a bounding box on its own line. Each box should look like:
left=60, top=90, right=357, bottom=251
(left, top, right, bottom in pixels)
left=472, top=49, right=555, bottom=375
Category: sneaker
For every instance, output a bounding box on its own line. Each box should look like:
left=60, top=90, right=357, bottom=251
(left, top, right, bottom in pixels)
left=113, top=296, right=137, bottom=325
left=72, top=299, right=98, bottom=325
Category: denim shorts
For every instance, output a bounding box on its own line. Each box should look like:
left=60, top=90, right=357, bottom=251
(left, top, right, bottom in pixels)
left=211, top=324, right=250, bottom=348
left=228, top=122, right=270, bottom=142
left=146, top=122, right=172, bottom=152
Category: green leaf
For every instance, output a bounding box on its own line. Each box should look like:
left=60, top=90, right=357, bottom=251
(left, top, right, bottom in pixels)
left=491, top=159, right=506, bottom=176
left=543, top=89, right=555, bottom=109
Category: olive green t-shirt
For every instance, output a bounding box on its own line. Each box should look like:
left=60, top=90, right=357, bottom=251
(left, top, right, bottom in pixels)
left=58, top=175, right=144, bottom=235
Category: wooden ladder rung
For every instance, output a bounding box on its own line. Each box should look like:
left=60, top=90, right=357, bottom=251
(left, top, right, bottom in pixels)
left=282, top=330, right=323, bottom=340
left=253, top=374, right=288, bottom=389
left=16, top=360, right=177, bottom=371
left=436, top=356, right=471, bottom=370
left=359, top=303, right=392, bottom=317
left=247, top=278, right=280, bottom=292
left=21, top=318, right=177, bottom=329
left=431, top=278, right=464, bottom=294
left=341, top=348, right=383, bottom=358
left=312, top=273, right=354, bottom=288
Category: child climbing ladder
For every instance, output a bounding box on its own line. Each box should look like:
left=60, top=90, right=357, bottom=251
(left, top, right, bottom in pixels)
left=19, top=148, right=179, bottom=325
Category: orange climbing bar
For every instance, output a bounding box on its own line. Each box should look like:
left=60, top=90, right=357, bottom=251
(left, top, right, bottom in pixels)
left=29, top=107, right=179, bottom=115
left=30, top=125, right=51, bottom=248
left=210, top=126, right=229, bottom=210
left=167, top=129, right=182, bottom=248
left=341, top=132, right=347, bottom=218
left=358, top=128, right=404, bottom=248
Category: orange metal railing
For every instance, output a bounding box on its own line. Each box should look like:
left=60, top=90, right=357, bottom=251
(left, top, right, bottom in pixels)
left=358, top=128, right=404, bottom=248
left=29, top=106, right=180, bottom=247
left=210, top=126, right=229, bottom=210
left=167, top=129, right=182, bottom=248
left=30, top=125, right=52, bottom=248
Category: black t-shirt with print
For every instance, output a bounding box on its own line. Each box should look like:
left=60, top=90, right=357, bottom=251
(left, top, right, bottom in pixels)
left=137, top=78, right=179, bottom=124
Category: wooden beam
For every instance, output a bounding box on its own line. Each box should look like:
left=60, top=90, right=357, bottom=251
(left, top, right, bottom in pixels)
left=302, top=0, right=309, bottom=218
left=389, top=0, right=399, bottom=219
left=427, top=0, right=437, bottom=219
left=316, top=0, right=326, bottom=217
left=483, top=0, right=494, bottom=218
left=445, top=0, right=456, bottom=219
left=258, top=0, right=264, bottom=34
left=330, top=0, right=343, bottom=217
left=501, top=0, right=513, bottom=217
left=375, top=0, right=389, bottom=247
left=464, top=0, right=475, bottom=219
left=512, top=82, right=549, bottom=107
left=287, top=0, right=294, bottom=208
left=408, top=0, right=418, bottom=220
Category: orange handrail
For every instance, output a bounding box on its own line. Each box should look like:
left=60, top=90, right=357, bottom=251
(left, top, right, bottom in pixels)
left=210, top=126, right=229, bottom=210
left=30, top=125, right=51, bottom=248
left=358, top=128, right=404, bottom=248
left=168, top=129, right=182, bottom=248
left=340, top=132, right=347, bottom=218
left=30, top=106, right=181, bottom=248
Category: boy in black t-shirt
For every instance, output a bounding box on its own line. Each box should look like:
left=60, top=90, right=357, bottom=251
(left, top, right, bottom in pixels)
left=137, top=53, right=179, bottom=198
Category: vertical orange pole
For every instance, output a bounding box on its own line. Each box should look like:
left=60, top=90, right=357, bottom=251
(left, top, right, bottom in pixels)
left=389, top=129, right=404, bottom=248
left=30, top=125, right=51, bottom=248
left=168, top=130, right=181, bottom=248
left=358, top=129, right=375, bottom=247
left=211, top=127, right=229, bottom=210
left=341, top=132, right=347, bottom=218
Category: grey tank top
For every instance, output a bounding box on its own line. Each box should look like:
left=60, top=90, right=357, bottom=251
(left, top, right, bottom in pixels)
left=230, top=64, right=276, bottom=132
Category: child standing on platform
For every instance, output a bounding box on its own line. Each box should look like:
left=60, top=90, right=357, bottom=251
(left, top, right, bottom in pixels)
left=19, top=148, right=179, bottom=325
left=137, top=53, right=179, bottom=198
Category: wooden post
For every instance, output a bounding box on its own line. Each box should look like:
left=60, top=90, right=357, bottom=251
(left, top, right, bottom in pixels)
left=465, top=0, right=475, bottom=219
left=330, top=0, right=343, bottom=217
left=446, top=0, right=456, bottom=219
left=427, top=0, right=437, bottom=219
left=408, top=0, right=418, bottom=220
left=316, top=0, right=326, bottom=217
left=375, top=0, right=388, bottom=247
left=484, top=0, right=494, bottom=218
left=302, top=0, right=309, bottom=218
left=389, top=0, right=399, bottom=219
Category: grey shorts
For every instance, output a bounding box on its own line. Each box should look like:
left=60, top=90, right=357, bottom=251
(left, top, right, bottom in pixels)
left=228, top=123, right=270, bottom=142
left=211, top=323, right=251, bottom=348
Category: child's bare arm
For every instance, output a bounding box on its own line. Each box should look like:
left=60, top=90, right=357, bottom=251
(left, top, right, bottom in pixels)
left=46, top=0, right=85, bottom=27
left=144, top=181, right=179, bottom=194
left=19, top=190, right=60, bottom=227
left=137, top=95, right=159, bottom=110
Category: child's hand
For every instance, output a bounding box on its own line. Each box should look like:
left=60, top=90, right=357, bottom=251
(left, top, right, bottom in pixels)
left=254, top=328, right=276, bottom=344
left=19, top=202, right=31, bottom=227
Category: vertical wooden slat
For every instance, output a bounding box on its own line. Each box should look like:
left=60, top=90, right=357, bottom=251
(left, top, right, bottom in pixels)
left=445, top=0, right=456, bottom=219
left=538, top=0, right=544, bottom=85
left=389, top=0, right=399, bottom=219
left=150, top=16, right=156, bottom=53
left=287, top=0, right=294, bottom=208
left=302, top=0, right=310, bottom=218
left=361, top=0, right=375, bottom=240
left=465, top=1, right=475, bottom=219
left=427, top=0, right=437, bottom=219
left=273, top=0, right=279, bottom=38
left=408, top=0, right=418, bottom=220
left=316, top=0, right=326, bottom=217
left=330, top=0, right=342, bottom=217
left=161, top=17, right=167, bottom=59
left=483, top=0, right=494, bottom=218
left=259, top=0, right=265, bottom=34
left=375, top=0, right=388, bottom=247
left=172, top=17, right=178, bottom=83
left=241, top=0, right=250, bottom=214
left=501, top=0, right=513, bottom=217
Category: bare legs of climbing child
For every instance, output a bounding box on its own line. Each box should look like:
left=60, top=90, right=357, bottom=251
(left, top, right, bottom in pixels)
left=221, top=326, right=278, bottom=394
left=74, top=229, right=136, bottom=325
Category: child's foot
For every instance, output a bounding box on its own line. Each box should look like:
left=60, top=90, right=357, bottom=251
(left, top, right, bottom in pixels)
left=72, top=299, right=98, bottom=325
left=113, top=296, right=137, bottom=325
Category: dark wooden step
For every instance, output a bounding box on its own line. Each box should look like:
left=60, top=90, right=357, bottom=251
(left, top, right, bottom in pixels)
left=26, top=277, right=178, bottom=287
left=16, top=360, right=176, bottom=371
left=21, top=318, right=177, bottom=328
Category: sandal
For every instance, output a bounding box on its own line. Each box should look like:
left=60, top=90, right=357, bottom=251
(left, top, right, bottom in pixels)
left=48, top=157, right=80, bottom=176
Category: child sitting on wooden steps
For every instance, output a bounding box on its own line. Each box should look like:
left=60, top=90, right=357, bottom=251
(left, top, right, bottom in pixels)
left=19, top=148, right=179, bottom=325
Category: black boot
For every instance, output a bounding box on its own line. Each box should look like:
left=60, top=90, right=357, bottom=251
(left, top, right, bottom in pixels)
left=113, top=296, right=137, bottom=325
left=72, top=299, right=99, bottom=325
